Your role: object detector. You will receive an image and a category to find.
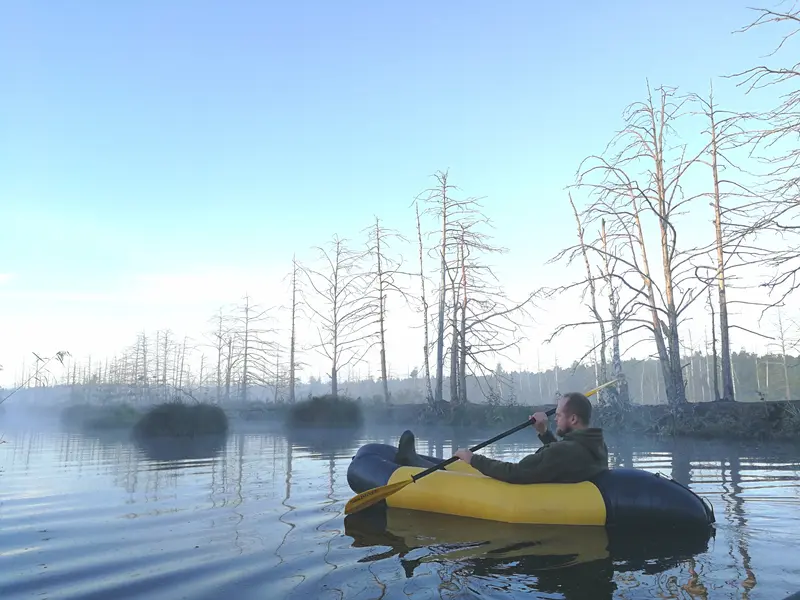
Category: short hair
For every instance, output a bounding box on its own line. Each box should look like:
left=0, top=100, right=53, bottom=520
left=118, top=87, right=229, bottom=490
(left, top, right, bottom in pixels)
left=561, top=392, right=592, bottom=425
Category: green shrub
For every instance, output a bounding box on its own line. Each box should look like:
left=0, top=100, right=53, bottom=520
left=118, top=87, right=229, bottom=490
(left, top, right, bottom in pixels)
left=286, top=394, right=363, bottom=428
left=133, top=402, right=229, bottom=438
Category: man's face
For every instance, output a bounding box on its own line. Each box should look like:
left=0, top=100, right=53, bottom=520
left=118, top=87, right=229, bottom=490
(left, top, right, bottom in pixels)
left=554, top=396, right=578, bottom=437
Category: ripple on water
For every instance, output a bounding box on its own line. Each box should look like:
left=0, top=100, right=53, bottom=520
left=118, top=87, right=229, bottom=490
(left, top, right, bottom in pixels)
left=1, top=429, right=800, bottom=600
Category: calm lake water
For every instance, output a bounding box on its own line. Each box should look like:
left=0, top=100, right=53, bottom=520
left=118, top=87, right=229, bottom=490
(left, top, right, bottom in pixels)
left=1, top=422, right=799, bottom=600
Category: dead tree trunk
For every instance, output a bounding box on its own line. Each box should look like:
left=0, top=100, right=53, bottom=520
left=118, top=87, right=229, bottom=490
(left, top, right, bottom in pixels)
left=415, top=202, right=434, bottom=404
left=600, top=219, right=630, bottom=405
left=274, top=349, right=280, bottom=403
left=691, top=85, right=739, bottom=401
left=449, top=264, right=460, bottom=404
left=573, top=85, right=704, bottom=405
left=241, top=298, right=251, bottom=403
left=289, top=256, right=298, bottom=404
left=569, top=193, right=608, bottom=391
left=708, top=288, right=720, bottom=401
left=458, top=227, right=468, bottom=404
left=225, top=338, right=233, bottom=402
left=435, top=175, right=449, bottom=405
left=364, top=217, right=408, bottom=404
left=632, top=192, right=685, bottom=404
left=420, top=170, right=535, bottom=404
left=776, top=309, right=793, bottom=401
left=161, top=330, right=171, bottom=400
left=230, top=295, right=273, bottom=404
left=216, top=311, right=224, bottom=402
left=299, top=235, right=374, bottom=397
left=376, top=223, right=390, bottom=403
left=709, top=98, right=735, bottom=402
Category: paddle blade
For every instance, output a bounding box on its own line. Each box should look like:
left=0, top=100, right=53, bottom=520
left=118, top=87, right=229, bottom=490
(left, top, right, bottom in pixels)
left=344, top=479, right=412, bottom=515
left=586, top=379, right=617, bottom=397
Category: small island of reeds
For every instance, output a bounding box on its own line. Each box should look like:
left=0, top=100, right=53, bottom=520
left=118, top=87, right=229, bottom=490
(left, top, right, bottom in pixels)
left=133, top=401, right=229, bottom=438
left=286, top=394, right=364, bottom=429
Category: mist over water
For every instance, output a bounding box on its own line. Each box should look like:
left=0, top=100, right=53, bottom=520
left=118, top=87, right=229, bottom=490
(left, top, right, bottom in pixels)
left=1, top=418, right=799, bottom=600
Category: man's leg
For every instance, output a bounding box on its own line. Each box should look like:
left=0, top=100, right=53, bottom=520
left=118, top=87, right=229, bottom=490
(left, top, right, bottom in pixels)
left=395, top=430, right=440, bottom=468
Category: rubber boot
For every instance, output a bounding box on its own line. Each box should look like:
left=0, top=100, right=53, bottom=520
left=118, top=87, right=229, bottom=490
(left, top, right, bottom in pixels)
left=395, top=430, right=438, bottom=468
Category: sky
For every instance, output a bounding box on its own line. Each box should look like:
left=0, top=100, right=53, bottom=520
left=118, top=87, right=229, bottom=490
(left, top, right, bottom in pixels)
left=1, top=0, right=797, bottom=388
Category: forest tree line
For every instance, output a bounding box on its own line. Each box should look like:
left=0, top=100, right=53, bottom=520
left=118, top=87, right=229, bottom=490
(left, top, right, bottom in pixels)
left=4, top=348, right=798, bottom=408
left=2, top=5, right=800, bottom=410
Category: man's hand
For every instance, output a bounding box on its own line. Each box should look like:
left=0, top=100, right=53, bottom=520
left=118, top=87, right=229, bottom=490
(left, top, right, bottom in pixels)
left=530, top=412, right=549, bottom=435
left=454, top=449, right=473, bottom=464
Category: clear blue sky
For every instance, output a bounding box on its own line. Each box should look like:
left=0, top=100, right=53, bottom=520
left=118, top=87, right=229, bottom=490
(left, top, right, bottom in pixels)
left=0, top=0, right=789, bottom=382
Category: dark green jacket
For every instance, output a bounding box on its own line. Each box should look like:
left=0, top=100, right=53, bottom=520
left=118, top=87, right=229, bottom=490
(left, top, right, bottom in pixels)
left=469, top=428, right=609, bottom=484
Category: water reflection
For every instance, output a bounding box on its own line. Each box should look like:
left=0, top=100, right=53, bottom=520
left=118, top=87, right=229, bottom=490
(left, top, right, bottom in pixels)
left=1, top=426, right=799, bottom=599
left=724, top=454, right=756, bottom=598
left=286, top=426, right=363, bottom=458
left=132, top=432, right=228, bottom=464
left=345, top=507, right=712, bottom=599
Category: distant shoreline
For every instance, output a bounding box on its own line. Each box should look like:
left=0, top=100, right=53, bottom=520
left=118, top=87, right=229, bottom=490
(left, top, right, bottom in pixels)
left=8, top=394, right=797, bottom=441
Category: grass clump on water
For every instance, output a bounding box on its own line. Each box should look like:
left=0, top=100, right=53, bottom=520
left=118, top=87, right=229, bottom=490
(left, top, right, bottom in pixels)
left=286, top=394, right=363, bottom=428
left=133, top=401, right=229, bottom=438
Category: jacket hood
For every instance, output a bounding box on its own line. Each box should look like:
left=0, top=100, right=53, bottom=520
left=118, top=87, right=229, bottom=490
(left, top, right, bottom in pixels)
left=563, top=427, right=607, bottom=461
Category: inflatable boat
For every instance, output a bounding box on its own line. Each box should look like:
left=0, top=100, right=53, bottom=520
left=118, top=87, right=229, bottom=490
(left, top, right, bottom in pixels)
left=346, top=443, right=715, bottom=529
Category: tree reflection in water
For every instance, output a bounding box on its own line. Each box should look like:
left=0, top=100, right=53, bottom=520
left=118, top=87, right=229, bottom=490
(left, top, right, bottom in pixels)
left=132, top=431, right=229, bottom=466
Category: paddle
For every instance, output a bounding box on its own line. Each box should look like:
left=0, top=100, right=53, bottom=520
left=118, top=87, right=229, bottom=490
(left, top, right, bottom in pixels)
left=344, top=379, right=618, bottom=515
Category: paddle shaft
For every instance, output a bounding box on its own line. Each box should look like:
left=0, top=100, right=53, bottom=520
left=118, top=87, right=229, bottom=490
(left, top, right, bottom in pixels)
left=410, top=407, right=556, bottom=483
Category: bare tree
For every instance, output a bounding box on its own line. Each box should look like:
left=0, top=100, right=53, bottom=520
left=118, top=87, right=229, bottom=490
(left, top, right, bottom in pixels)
left=728, top=6, right=800, bottom=304
left=698, top=85, right=736, bottom=402
left=289, top=256, right=299, bottom=403
left=159, top=329, right=173, bottom=400
left=0, top=350, right=70, bottom=405
left=416, top=170, right=461, bottom=404
left=567, top=193, right=607, bottom=392
left=299, top=234, right=376, bottom=396
left=135, top=331, right=149, bottom=401
left=706, top=287, right=721, bottom=402
left=212, top=310, right=227, bottom=402
left=206, top=308, right=236, bottom=403
left=277, top=256, right=308, bottom=404
left=770, top=308, right=799, bottom=401
left=229, top=294, right=274, bottom=404
left=414, top=201, right=434, bottom=403
left=417, top=169, right=534, bottom=405
left=687, top=83, right=778, bottom=402
left=600, top=218, right=632, bottom=405
left=572, top=83, right=710, bottom=405
left=544, top=205, right=639, bottom=407
left=363, top=216, right=409, bottom=403
left=458, top=227, right=468, bottom=401
left=451, top=208, right=536, bottom=403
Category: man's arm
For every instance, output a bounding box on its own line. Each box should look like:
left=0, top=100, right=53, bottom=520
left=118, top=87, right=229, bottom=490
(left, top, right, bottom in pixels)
left=538, top=430, right=558, bottom=445
left=468, top=446, right=562, bottom=484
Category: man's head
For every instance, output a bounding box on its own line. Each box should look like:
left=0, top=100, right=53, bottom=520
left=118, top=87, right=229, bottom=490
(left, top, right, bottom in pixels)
left=554, top=392, right=592, bottom=436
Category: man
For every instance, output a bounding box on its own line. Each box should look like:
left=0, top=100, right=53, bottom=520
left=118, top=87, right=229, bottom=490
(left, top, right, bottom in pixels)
left=395, top=392, right=608, bottom=484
